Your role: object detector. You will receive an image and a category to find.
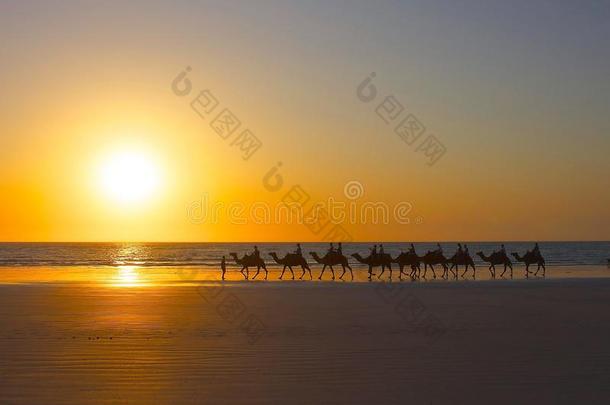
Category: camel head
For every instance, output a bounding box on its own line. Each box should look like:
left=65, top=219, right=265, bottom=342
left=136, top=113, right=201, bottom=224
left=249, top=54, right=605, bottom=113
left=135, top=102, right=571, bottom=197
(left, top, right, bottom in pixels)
left=511, top=252, right=522, bottom=261
left=309, top=252, right=322, bottom=262
left=476, top=251, right=486, bottom=259
left=268, top=252, right=280, bottom=262
left=351, top=253, right=366, bottom=263
left=229, top=252, right=239, bottom=260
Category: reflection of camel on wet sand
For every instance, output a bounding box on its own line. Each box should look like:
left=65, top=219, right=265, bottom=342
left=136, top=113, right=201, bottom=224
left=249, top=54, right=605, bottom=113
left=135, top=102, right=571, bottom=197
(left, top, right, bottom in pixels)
left=309, top=252, right=353, bottom=280
left=512, top=251, right=546, bottom=277
left=351, top=253, right=393, bottom=280
left=391, top=252, right=421, bottom=280
left=477, top=251, right=513, bottom=278
left=269, top=252, right=312, bottom=280
left=230, top=252, right=268, bottom=280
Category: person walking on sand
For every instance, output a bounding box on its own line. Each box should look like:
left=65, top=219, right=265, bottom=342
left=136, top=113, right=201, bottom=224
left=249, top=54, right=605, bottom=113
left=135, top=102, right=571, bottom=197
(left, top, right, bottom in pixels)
left=220, top=256, right=226, bottom=281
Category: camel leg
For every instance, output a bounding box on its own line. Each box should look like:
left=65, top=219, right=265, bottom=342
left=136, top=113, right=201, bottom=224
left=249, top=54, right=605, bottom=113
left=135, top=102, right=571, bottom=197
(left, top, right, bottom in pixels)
left=339, top=265, right=346, bottom=280
left=509, top=263, right=513, bottom=279
left=500, top=264, right=506, bottom=278
left=308, top=265, right=313, bottom=280
left=299, top=266, right=305, bottom=280
left=329, top=265, right=335, bottom=280
left=319, top=265, right=326, bottom=280
left=252, top=266, right=260, bottom=280
left=378, top=265, right=385, bottom=280
left=279, top=265, right=287, bottom=280
left=368, top=266, right=373, bottom=281
left=289, top=265, right=295, bottom=280
left=348, top=264, right=354, bottom=281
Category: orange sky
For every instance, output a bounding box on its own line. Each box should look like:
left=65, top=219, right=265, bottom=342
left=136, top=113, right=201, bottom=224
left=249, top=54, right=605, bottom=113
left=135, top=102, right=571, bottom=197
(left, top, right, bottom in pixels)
left=1, top=1, right=609, bottom=242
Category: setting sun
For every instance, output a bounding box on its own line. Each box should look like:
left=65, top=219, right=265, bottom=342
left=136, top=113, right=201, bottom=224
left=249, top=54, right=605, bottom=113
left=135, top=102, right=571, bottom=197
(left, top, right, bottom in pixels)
left=98, top=149, right=162, bottom=205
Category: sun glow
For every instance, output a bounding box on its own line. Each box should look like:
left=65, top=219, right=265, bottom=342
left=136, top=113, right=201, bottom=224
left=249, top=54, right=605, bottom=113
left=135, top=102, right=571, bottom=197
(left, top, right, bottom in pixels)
left=113, top=266, right=141, bottom=287
left=98, top=149, right=162, bottom=205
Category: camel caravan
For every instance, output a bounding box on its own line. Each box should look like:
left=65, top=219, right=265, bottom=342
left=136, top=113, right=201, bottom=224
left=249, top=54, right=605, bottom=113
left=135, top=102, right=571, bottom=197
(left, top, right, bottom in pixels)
left=225, top=243, right=546, bottom=281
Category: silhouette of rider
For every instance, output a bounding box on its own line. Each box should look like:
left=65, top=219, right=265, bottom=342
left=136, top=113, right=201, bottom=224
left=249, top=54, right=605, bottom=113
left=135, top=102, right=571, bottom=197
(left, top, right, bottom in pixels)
left=464, top=244, right=469, bottom=256
left=457, top=243, right=464, bottom=258
left=370, top=244, right=377, bottom=257
left=409, top=243, right=416, bottom=254
left=295, top=243, right=302, bottom=256
left=328, top=243, right=335, bottom=255
left=500, top=244, right=506, bottom=256
left=435, top=243, right=443, bottom=255
left=253, top=245, right=260, bottom=259
left=532, top=242, right=540, bottom=256
left=337, top=242, right=343, bottom=256
left=379, top=244, right=385, bottom=256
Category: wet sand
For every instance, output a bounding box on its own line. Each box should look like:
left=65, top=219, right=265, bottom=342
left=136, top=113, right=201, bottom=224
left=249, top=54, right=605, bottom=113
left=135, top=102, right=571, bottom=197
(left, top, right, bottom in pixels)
left=1, top=273, right=610, bottom=404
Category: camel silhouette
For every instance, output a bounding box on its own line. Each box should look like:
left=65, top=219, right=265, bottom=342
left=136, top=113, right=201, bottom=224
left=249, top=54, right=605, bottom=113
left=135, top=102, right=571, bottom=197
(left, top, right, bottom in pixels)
left=309, top=251, right=353, bottom=280
left=511, top=251, right=546, bottom=277
left=230, top=252, right=268, bottom=280
left=418, top=251, right=449, bottom=279
left=391, top=251, right=421, bottom=280
left=351, top=252, right=393, bottom=280
left=269, top=252, right=312, bottom=280
left=476, top=251, right=513, bottom=278
left=447, top=251, right=476, bottom=278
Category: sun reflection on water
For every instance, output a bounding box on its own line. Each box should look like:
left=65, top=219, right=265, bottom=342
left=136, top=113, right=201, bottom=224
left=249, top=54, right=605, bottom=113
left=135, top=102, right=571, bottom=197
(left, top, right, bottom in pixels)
left=113, top=266, right=141, bottom=287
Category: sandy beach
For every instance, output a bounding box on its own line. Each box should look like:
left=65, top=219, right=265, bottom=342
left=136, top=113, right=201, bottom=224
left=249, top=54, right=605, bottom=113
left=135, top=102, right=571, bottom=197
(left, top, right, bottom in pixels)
left=2, top=273, right=610, bottom=404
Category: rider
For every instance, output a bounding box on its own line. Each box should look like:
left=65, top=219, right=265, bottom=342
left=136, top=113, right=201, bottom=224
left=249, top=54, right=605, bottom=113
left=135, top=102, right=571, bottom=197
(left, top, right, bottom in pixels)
left=295, top=243, right=302, bottom=256
left=379, top=244, right=385, bottom=256
left=370, top=244, right=377, bottom=257
left=337, top=242, right=343, bottom=256
left=253, top=245, right=260, bottom=259
left=532, top=242, right=540, bottom=256
left=328, top=243, right=335, bottom=255
left=409, top=243, right=416, bottom=254
left=435, top=243, right=443, bottom=255
left=457, top=243, right=464, bottom=257
left=500, top=244, right=506, bottom=256
left=463, top=244, right=470, bottom=256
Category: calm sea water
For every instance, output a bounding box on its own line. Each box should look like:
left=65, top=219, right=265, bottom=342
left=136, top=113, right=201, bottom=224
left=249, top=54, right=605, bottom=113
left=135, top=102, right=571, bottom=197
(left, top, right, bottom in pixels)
left=0, top=242, right=608, bottom=268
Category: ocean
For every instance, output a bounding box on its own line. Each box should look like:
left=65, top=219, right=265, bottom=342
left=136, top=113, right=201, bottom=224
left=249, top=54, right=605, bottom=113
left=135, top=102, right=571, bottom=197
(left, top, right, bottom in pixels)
left=0, top=242, right=608, bottom=268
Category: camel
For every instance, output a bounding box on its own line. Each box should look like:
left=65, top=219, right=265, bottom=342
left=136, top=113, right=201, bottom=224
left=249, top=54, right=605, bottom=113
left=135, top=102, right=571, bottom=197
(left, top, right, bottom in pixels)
left=309, top=251, right=353, bottom=280
left=392, top=251, right=421, bottom=280
left=230, top=252, right=268, bottom=280
left=476, top=251, right=512, bottom=278
left=447, top=252, right=476, bottom=278
left=269, top=252, right=312, bottom=280
left=418, top=251, right=449, bottom=279
left=351, top=253, right=393, bottom=280
left=511, top=251, right=546, bottom=277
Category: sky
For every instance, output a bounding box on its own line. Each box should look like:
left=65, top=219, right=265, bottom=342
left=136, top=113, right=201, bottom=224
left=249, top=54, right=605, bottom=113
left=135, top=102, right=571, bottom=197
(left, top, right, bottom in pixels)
left=0, top=0, right=609, bottom=242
